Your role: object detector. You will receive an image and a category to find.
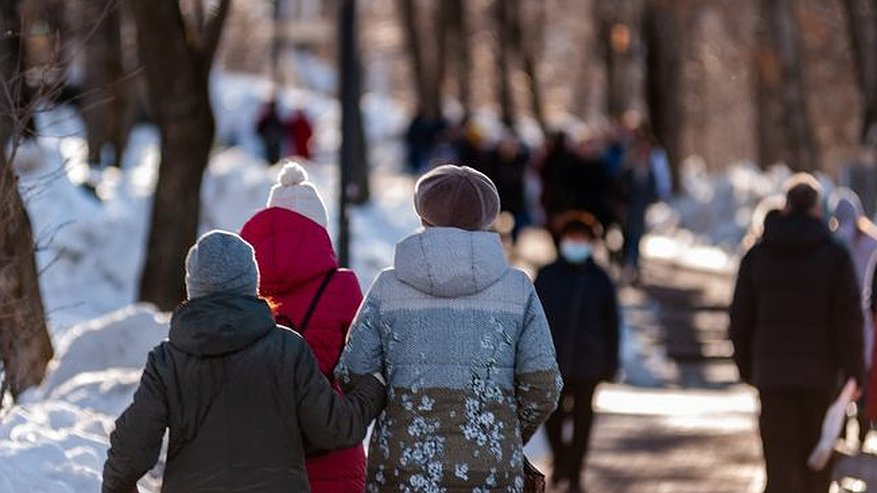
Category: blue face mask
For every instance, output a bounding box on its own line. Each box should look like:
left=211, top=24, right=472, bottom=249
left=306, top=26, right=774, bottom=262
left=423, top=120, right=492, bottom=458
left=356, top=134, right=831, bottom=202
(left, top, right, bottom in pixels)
left=560, top=240, right=592, bottom=264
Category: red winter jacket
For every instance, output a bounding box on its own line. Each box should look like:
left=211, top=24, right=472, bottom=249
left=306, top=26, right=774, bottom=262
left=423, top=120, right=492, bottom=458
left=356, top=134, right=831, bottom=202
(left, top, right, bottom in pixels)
left=240, top=207, right=366, bottom=493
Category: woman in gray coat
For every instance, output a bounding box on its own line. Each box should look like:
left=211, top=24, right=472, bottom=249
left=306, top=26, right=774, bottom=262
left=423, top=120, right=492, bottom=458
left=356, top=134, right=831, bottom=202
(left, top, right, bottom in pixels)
left=337, top=165, right=562, bottom=493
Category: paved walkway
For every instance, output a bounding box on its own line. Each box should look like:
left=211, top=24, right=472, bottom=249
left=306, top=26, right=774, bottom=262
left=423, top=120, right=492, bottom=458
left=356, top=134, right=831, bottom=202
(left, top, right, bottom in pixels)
left=525, top=385, right=764, bottom=493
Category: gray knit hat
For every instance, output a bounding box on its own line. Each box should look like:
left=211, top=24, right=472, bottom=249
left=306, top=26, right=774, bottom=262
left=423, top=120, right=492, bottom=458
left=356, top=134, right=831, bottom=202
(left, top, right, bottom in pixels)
left=414, top=165, right=500, bottom=231
left=185, top=230, right=259, bottom=300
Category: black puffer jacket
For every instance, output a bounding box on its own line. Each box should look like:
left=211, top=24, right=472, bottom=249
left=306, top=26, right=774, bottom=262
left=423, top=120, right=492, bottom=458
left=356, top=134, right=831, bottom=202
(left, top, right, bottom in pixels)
left=535, top=258, right=620, bottom=381
left=730, top=213, right=865, bottom=390
left=102, top=294, right=385, bottom=493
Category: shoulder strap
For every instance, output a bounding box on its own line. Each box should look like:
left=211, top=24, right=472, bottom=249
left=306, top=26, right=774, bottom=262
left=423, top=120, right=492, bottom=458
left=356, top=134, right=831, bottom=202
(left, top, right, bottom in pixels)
left=299, top=269, right=337, bottom=334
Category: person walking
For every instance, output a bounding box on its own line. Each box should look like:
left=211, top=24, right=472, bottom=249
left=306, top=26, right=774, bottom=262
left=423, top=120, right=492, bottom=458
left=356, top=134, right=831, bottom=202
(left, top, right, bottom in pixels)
left=830, top=188, right=877, bottom=446
left=102, top=231, right=385, bottom=493
left=535, top=212, right=620, bottom=492
left=619, top=135, right=659, bottom=283
left=337, top=164, right=562, bottom=493
left=240, top=162, right=367, bottom=493
left=256, top=98, right=286, bottom=164
left=285, top=109, right=315, bottom=160
left=730, top=174, right=865, bottom=493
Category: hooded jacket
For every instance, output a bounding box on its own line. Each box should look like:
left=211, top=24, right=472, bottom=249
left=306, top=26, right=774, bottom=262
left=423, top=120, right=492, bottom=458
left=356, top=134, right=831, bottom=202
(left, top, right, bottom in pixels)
left=101, top=294, right=384, bottom=493
left=240, top=207, right=365, bottom=493
left=337, top=227, right=561, bottom=493
left=729, top=212, right=865, bottom=390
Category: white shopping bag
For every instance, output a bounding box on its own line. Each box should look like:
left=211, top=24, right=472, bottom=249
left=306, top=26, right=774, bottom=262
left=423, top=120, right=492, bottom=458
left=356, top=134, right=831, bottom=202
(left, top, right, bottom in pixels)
left=808, top=378, right=859, bottom=471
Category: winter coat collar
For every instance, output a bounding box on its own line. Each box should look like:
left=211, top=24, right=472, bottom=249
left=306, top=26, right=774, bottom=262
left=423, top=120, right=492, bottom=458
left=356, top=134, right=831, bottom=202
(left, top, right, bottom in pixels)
left=169, top=294, right=276, bottom=357
left=240, top=207, right=338, bottom=296
left=762, top=212, right=831, bottom=254
left=394, top=227, right=509, bottom=297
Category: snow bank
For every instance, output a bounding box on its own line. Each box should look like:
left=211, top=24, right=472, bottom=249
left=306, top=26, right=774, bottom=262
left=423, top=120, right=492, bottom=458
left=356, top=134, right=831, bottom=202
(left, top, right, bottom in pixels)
left=2, top=304, right=168, bottom=493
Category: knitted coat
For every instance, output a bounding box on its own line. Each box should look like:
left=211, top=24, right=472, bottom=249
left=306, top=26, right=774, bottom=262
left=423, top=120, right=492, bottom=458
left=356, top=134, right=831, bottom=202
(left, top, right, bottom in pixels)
left=240, top=207, right=365, bottom=493
left=337, top=227, right=562, bottom=493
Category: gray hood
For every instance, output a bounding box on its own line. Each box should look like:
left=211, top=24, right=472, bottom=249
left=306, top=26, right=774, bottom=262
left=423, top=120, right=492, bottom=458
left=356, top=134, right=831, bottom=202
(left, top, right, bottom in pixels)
left=394, top=227, right=510, bottom=297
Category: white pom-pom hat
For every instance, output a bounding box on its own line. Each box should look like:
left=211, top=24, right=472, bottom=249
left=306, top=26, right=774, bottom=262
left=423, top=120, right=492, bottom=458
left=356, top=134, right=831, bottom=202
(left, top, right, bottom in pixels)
left=266, top=161, right=329, bottom=228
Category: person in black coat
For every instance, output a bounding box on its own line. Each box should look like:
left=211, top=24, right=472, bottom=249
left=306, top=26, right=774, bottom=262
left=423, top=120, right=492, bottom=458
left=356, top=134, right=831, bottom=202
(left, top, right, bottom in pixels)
left=730, top=174, right=865, bottom=493
left=535, top=212, right=620, bottom=493
left=102, top=231, right=386, bottom=493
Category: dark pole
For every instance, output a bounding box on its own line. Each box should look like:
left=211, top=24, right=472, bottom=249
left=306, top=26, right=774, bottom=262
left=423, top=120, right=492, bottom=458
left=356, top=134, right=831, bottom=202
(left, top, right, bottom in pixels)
left=338, top=0, right=357, bottom=267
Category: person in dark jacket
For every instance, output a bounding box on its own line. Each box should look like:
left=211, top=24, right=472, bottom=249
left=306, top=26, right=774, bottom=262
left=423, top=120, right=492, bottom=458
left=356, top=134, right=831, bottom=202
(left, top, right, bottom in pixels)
left=256, top=99, right=285, bottom=164
left=101, top=231, right=386, bottom=493
left=485, top=134, right=530, bottom=243
left=730, top=174, right=865, bottom=493
left=535, top=212, right=620, bottom=493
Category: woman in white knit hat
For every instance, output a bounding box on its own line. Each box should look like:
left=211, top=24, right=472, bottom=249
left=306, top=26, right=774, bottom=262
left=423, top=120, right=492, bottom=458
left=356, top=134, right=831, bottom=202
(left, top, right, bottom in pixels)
left=240, top=161, right=367, bottom=493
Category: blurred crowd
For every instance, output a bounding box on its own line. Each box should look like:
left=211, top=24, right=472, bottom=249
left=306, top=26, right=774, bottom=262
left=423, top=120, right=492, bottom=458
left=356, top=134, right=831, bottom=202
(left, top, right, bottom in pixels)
left=404, top=114, right=672, bottom=282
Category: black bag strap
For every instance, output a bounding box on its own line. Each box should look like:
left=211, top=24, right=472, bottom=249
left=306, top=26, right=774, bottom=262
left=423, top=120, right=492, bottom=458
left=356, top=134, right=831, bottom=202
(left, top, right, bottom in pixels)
left=299, top=269, right=337, bottom=334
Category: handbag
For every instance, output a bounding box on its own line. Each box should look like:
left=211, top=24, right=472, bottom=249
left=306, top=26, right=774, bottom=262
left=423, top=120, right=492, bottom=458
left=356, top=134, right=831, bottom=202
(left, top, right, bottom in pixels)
left=524, top=457, right=546, bottom=493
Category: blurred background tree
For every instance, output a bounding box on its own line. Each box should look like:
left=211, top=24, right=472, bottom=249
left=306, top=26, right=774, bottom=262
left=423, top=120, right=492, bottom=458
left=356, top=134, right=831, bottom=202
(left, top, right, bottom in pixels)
left=0, top=0, right=54, bottom=405
left=134, top=0, right=231, bottom=310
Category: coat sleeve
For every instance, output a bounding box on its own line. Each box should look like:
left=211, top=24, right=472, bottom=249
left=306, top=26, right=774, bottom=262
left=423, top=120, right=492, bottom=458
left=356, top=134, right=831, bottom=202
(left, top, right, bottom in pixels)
left=291, top=337, right=386, bottom=451
left=335, top=286, right=384, bottom=393
left=102, top=349, right=168, bottom=493
left=729, top=252, right=757, bottom=384
left=515, top=283, right=563, bottom=445
left=833, top=249, right=866, bottom=388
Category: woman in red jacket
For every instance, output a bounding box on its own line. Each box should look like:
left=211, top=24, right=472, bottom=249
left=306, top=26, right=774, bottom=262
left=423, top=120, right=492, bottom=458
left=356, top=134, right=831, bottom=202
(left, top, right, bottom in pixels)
left=241, top=161, right=366, bottom=493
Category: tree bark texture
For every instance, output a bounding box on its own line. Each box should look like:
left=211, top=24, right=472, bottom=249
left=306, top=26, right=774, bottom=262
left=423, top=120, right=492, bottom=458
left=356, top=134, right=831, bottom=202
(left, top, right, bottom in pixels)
left=79, top=0, right=130, bottom=168
left=134, top=0, right=228, bottom=311
left=759, top=0, right=819, bottom=171
left=644, top=0, right=686, bottom=190
left=0, top=0, right=54, bottom=403
left=445, top=0, right=472, bottom=118
left=396, top=0, right=441, bottom=119
left=597, top=0, right=639, bottom=119
left=513, top=0, right=547, bottom=133
left=495, top=0, right=516, bottom=130
left=844, top=0, right=877, bottom=143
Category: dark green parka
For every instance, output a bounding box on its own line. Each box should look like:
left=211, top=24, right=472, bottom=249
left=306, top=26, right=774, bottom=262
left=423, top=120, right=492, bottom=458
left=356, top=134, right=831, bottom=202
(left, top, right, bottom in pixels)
left=102, top=294, right=385, bottom=493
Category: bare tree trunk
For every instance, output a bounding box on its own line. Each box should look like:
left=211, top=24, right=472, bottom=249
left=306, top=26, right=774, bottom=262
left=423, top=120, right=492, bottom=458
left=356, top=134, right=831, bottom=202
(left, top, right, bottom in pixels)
left=644, top=0, right=687, bottom=190
left=754, top=10, right=786, bottom=168
left=397, top=0, right=440, bottom=118
left=514, top=0, right=547, bottom=134
left=134, top=0, right=229, bottom=310
left=495, top=0, right=516, bottom=130
left=0, top=0, right=53, bottom=404
left=571, top=0, right=595, bottom=119
left=445, top=0, right=472, bottom=118
left=597, top=0, right=642, bottom=120
left=844, top=0, right=877, bottom=143
left=80, top=0, right=130, bottom=168
left=760, top=0, right=818, bottom=171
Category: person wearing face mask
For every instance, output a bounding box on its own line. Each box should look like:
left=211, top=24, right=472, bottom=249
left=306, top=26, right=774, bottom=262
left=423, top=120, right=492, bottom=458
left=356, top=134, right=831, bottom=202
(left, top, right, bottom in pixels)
left=535, top=212, right=621, bottom=493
